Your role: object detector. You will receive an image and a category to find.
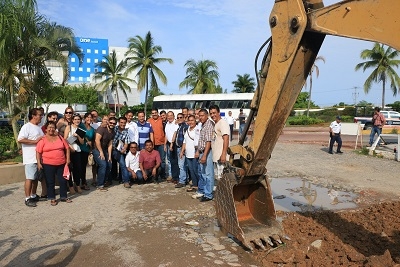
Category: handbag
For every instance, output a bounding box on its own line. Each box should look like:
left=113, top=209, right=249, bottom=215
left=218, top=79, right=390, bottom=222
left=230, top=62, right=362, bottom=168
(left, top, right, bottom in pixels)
left=87, top=153, right=95, bottom=166
left=63, top=164, right=70, bottom=180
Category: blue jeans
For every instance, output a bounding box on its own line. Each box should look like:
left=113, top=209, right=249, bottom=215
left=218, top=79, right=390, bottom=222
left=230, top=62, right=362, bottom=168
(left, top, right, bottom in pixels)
left=369, top=126, right=382, bottom=145
left=198, top=151, right=214, bottom=199
left=186, top=158, right=199, bottom=187
left=112, top=150, right=129, bottom=183
left=154, top=144, right=166, bottom=180
left=43, top=164, right=67, bottom=200
left=166, top=143, right=179, bottom=181
left=177, top=147, right=187, bottom=184
left=93, top=149, right=111, bottom=188
left=239, top=124, right=245, bottom=136
left=128, top=170, right=144, bottom=183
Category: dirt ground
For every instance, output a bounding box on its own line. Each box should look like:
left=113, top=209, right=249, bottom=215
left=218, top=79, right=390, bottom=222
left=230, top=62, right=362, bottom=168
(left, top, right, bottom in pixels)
left=1, top=127, right=399, bottom=266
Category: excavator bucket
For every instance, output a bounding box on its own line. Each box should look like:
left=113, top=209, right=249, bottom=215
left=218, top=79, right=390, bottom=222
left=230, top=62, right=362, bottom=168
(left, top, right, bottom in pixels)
left=215, top=171, right=283, bottom=250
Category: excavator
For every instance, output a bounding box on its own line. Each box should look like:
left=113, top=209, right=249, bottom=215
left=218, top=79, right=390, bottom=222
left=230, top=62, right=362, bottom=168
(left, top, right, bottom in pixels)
left=214, top=0, right=400, bottom=250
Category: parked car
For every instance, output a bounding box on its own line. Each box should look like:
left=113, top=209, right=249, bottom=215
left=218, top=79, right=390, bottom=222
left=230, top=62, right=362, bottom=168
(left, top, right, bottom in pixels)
left=354, top=111, right=400, bottom=129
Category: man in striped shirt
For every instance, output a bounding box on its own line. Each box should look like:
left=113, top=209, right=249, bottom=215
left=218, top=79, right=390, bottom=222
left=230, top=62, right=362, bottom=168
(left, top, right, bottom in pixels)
left=136, top=110, right=154, bottom=150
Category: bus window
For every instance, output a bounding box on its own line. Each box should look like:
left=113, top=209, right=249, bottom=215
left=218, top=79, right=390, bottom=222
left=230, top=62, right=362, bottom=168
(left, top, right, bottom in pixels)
left=195, top=101, right=203, bottom=109
left=219, top=101, right=228, bottom=109
left=242, top=100, right=251, bottom=108
left=185, top=101, right=195, bottom=109
left=232, top=101, right=240, bottom=108
left=226, top=101, right=233, bottom=108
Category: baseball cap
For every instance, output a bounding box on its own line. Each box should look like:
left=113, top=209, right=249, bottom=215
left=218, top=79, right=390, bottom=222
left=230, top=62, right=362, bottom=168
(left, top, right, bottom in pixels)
left=336, top=116, right=341, bottom=120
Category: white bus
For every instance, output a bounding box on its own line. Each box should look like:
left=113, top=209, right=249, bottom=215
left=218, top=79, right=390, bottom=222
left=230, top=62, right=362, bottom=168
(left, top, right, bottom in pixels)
left=152, top=93, right=254, bottom=119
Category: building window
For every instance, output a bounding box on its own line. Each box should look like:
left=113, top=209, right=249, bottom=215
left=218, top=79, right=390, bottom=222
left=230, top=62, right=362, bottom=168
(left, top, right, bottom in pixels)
left=86, top=68, right=90, bottom=72
left=87, top=58, right=91, bottom=63
left=71, top=76, right=75, bottom=81
left=102, top=50, right=106, bottom=54
left=87, top=49, right=91, bottom=53
left=79, top=77, right=83, bottom=81
left=71, top=67, right=75, bottom=71
left=95, top=49, right=99, bottom=54
left=71, top=58, right=76, bottom=62
left=87, top=77, right=91, bottom=82
left=79, top=67, right=83, bottom=72
left=94, top=59, right=99, bottom=63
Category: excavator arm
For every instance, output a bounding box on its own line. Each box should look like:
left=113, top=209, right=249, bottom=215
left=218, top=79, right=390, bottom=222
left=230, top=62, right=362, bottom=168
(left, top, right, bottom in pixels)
left=215, top=0, right=400, bottom=250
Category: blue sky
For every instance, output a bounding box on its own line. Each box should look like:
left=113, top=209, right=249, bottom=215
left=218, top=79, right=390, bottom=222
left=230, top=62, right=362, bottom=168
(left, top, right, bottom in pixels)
left=38, top=0, right=399, bottom=107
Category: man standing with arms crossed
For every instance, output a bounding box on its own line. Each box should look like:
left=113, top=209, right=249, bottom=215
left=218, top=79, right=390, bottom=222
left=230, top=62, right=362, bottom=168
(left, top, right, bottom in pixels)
left=209, top=105, right=230, bottom=181
left=18, top=108, right=44, bottom=207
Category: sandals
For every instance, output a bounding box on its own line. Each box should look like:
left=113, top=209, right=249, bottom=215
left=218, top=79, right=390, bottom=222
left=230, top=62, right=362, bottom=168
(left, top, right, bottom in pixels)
left=50, top=199, right=58, bottom=206
left=60, top=198, right=73, bottom=203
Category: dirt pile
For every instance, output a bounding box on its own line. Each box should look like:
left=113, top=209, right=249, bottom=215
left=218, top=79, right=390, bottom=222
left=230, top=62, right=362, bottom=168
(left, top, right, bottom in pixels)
left=255, top=201, right=400, bottom=266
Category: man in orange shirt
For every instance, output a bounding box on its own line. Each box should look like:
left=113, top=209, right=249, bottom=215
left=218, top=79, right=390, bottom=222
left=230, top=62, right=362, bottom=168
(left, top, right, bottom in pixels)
left=147, top=108, right=166, bottom=182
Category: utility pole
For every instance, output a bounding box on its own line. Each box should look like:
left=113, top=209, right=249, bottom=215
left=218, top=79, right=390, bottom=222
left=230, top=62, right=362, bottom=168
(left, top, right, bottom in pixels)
left=352, top=86, right=359, bottom=106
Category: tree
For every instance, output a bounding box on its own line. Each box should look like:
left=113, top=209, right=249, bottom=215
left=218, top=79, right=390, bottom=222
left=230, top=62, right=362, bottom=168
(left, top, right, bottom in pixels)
left=179, top=59, right=219, bottom=94
left=355, top=42, right=400, bottom=108
left=125, top=31, right=173, bottom=117
left=0, top=0, right=82, bottom=145
left=387, top=101, right=400, bottom=112
left=305, top=56, right=325, bottom=117
left=95, top=50, right=135, bottom=117
left=231, top=74, right=256, bottom=93
left=293, top=92, right=318, bottom=109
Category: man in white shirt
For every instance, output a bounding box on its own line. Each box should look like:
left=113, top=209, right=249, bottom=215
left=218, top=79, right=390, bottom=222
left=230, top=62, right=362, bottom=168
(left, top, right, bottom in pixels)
left=164, top=111, right=179, bottom=183
left=125, top=110, right=139, bottom=144
left=18, top=108, right=44, bottom=207
left=224, top=110, right=235, bottom=141
left=209, top=105, right=230, bottom=180
left=125, top=142, right=143, bottom=184
left=328, top=116, right=343, bottom=154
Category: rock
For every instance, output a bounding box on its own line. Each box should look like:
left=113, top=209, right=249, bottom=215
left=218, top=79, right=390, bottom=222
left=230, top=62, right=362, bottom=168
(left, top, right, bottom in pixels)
left=214, top=260, right=225, bottom=265
left=310, top=239, right=322, bottom=249
left=206, top=252, right=216, bottom=258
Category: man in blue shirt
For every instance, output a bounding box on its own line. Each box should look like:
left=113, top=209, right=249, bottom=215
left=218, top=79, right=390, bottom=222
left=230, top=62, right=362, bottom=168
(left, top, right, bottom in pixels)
left=136, top=110, right=154, bottom=150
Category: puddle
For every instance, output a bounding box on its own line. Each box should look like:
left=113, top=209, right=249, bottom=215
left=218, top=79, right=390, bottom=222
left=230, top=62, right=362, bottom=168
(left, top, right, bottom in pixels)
left=270, top=178, right=358, bottom=212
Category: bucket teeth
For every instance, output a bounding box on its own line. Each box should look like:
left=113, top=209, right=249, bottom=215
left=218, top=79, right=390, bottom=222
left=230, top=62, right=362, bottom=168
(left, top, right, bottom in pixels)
left=271, top=234, right=283, bottom=244
left=261, top=236, right=274, bottom=247
left=253, top=239, right=266, bottom=250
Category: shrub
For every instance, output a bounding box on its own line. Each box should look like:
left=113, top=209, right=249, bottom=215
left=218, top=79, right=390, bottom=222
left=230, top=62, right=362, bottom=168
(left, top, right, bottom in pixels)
left=390, top=128, right=399, bottom=134
left=287, top=116, right=324, bottom=125
left=0, top=128, right=19, bottom=162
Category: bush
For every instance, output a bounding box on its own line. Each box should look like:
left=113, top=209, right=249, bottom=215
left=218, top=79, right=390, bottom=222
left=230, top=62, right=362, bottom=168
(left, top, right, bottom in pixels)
left=0, top=128, right=19, bottom=162
left=287, top=116, right=324, bottom=125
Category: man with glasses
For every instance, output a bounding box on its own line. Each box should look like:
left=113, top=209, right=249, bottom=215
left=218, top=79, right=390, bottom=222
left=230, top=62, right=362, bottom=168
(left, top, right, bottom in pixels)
left=112, top=117, right=131, bottom=188
left=41, top=111, right=58, bottom=134
left=137, top=110, right=153, bottom=150
left=93, top=117, right=116, bottom=191
left=174, top=113, right=189, bottom=188
left=125, top=142, right=143, bottom=184
left=164, top=111, right=179, bottom=183
left=18, top=108, right=44, bottom=207
left=147, top=108, right=166, bottom=182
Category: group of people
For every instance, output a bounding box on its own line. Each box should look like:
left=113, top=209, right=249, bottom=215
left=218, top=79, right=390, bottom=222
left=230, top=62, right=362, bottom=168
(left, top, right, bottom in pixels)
left=19, top=104, right=235, bottom=207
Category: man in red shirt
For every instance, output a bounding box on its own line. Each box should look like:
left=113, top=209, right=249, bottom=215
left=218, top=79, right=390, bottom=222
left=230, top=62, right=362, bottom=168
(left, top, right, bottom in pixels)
left=139, top=140, right=161, bottom=183
left=147, top=108, right=166, bottom=182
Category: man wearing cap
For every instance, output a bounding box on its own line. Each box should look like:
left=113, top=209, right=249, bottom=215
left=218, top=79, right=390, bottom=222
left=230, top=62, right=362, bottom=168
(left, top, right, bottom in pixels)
left=328, top=116, right=343, bottom=154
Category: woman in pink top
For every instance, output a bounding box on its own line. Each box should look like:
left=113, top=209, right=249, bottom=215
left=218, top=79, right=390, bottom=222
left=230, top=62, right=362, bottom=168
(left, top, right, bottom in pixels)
left=36, top=121, right=71, bottom=206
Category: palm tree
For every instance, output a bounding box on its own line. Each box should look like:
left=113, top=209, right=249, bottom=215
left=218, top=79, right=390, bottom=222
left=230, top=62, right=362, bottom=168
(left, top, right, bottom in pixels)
left=232, top=74, right=256, bottom=93
left=125, top=31, right=173, bottom=116
left=355, top=42, right=400, bottom=108
left=179, top=59, right=219, bottom=94
left=0, top=0, right=83, bottom=145
left=305, top=56, right=325, bottom=117
left=95, top=50, right=135, bottom=117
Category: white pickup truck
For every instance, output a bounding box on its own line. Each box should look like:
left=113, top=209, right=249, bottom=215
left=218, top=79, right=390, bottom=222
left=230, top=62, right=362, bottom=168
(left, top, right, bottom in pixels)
left=354, top=111, right=400, bottom=130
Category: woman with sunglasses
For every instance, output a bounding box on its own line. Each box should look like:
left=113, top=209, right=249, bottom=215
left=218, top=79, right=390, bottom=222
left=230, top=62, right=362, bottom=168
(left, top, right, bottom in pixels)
left=79, top=112, right=95, bottom=190
left=64, top=113, right=85, bottom=194
left=57, top=106, right=74, bottom=137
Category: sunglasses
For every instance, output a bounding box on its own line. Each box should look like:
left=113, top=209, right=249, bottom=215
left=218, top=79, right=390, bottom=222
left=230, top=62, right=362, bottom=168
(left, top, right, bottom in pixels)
left=65, top=112, right=72, bottom=114
left=177, top=116, right=183, bottom=119
left=108, top=122, right=116, bottom=125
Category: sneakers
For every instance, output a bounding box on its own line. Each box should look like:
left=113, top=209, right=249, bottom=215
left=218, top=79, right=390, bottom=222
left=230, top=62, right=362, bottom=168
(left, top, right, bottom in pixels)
left=124, top=183, right=131, bottom=188
left=175, top=183, right=185, bottom=188
left=25, top=198, right=37, bottom=207
left=200, top=196, right=213, bottom=202
left=166, top=176, right=173, bottom=182
left=97, top=187, right=108, bottom=192
left=192, top=193, right=204, bottom=199
left=31, top=195, right=40, bottom=202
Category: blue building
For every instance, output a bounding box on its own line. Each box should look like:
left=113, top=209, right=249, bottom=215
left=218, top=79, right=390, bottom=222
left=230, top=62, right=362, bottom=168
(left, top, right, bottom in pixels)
left=69, top=37, right=109, bottom=83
